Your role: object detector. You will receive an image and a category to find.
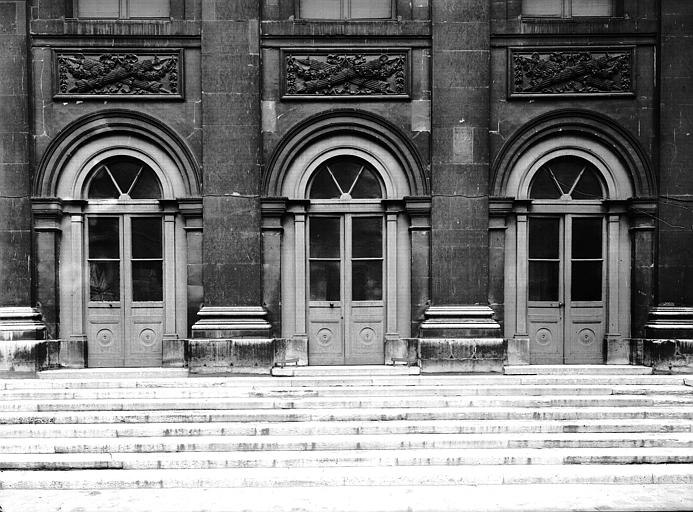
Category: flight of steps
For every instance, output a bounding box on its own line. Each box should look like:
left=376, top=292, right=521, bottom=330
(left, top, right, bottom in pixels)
left=1, top=366, right=693, bottom=511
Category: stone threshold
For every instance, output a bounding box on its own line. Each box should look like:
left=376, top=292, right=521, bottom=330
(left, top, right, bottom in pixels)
left=504, top=365, right=653, bottom=375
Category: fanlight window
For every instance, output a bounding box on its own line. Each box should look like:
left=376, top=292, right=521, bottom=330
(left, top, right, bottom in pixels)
left=88, top=157, right=162, bottom=200
left=309, top=157, right=382, bottom=200
left=529, top=156, right=604, bottom=200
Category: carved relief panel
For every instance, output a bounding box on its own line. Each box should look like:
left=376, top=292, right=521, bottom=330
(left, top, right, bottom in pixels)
left=282, top=49, right=410, bottom=99
left=54, top=49, right=183, bottom=100
left=509, top=47, right=634, bottom=98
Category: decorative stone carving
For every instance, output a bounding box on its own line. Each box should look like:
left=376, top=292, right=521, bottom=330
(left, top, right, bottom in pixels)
left=283, top=50, right=409, bottom=99
left=509, top=47, right=634, bottom=98
left=55, top=50, right=183, bottom=99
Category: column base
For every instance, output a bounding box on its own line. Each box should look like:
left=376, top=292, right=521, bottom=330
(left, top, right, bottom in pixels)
left=419, top=305, right=501, bottom=338
left=0, top=307, right=46, bottom=342
left=191, top=306, right=272, bottom=338
left=643, top=307, right=693, bottom=374
left=418, top=306, right=503, bottom=373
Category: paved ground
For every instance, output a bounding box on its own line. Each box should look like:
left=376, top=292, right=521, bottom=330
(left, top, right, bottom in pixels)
left=1, top=484, right=693, bottom=512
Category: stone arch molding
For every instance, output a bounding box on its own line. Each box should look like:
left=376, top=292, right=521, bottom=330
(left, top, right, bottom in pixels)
left=264, top=109, right=429, bottom=198
left=35, top=109, right=201, bottom=198
left=491, top=109, right=656, bottom=199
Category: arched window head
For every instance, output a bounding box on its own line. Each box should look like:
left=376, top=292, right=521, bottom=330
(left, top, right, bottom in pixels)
left=87, top=156, right=162, bottom=200
left=530, top=156, right=604, bottom=200
left=309, top=156, right=382, bottom=200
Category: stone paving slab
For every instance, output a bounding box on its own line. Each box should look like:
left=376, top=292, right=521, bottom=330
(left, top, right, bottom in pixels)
left=1, top=484, right=692, bottom=511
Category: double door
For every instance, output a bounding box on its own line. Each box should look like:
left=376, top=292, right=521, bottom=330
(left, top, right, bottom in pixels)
left=308, top=214, right=384, bottom=365
left=527, top=215, right=605, bottom=364
left=86, top=214, right=165, bottom=367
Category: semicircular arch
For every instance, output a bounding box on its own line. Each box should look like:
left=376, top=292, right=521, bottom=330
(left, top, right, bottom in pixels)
left=491, top=109, right=655, bottom=199
left=264, top=109, right=428, bottom=198
left=35, top=109, right=201, bottom=198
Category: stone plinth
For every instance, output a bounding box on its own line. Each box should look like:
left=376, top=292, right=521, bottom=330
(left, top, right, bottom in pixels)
left=419, top=338, right=505, bottom=373
left=187, top=338, right=274, bottom=375
left=385, top=338, right=419, bottom=366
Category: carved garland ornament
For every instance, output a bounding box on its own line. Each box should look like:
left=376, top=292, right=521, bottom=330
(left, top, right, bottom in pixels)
left=284, top=50, right=409, bottom=98
left=509, top=47, right=634, bottom=98
left=55, top=50, right=183, bottom=99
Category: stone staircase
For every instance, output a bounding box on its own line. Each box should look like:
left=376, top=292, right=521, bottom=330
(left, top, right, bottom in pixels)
left=1, top=366, right=693, bottom=511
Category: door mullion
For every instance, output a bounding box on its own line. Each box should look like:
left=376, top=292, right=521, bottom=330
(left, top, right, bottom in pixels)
left=121, top=215, right=130, bottom=363
left=343, top=214, right=350, bottom=361
left=562, top=215, right=569, bottom=363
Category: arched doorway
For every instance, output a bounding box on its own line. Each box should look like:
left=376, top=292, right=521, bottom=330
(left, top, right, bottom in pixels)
left=83, top=156, right=171, bottom=367
left=275, top=138, right=418, bottom=365
left=306, top=156, right=386, bottom=364
left=499, top=138, right=636, bottom=364
left=34, top=111, right=201, bottom=368
left=524, top=155, right=610, bottom=363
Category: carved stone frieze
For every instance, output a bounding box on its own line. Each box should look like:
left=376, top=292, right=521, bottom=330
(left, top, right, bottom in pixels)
left=509, top=47, right=634, bottom=98
left=283, top=50, right=409, bottom=99
left=54, top=50, right=183, bottom=99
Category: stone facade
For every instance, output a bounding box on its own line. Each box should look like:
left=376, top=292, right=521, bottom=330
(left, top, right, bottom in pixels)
left=0, top=0, right=691, bottom=374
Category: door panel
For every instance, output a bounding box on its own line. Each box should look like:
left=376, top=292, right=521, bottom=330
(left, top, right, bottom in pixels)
left=527, top=215, right=605, bottom=364
left=87, top=215, right=165, bottom=368
left=308, top=214, right=384, bottom=365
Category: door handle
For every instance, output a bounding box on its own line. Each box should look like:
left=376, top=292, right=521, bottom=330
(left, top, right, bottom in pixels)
left=329, top=303, right=335, bottom=308
left=558, top=301, right=565, bottom=308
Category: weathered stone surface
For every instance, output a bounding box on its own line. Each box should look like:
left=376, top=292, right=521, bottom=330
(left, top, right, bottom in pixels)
left=187, top=338, right=274, bottom=374
left=419, top=338, right=505, bottom=373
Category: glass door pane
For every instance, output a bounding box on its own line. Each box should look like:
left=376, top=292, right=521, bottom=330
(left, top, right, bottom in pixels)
left=570, top=217, right=603, bottom=301
left=309, top=217, right=341, bottom=301
left=88, top=217, right=121, bottom=301
left=130, top=217, right=163, bottom=301
left=351, top=217, right=383, bottom=301
left=528, top=217, right=560, bottom=301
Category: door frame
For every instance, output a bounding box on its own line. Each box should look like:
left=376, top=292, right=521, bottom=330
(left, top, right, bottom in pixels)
left=83, top=206, right=176, bottom=367
left=526, top=210, right=608, bottom=364
left=307, top=205, right=387, bottom=365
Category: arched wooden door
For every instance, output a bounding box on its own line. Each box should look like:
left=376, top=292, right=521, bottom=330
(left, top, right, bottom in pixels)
left=306, top=157, right=385, bottom=365
left=83, top=156, right=174, bottom=367
left=525, top=157, right=607, bottom=364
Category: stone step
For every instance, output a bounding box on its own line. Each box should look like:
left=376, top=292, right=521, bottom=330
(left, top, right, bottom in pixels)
left=2, top=464, right=692, bottom=489
left=504, top=365, right=652, bottom=375
left=1, top=384, right=688, bottom=401
left=4, top=374, right=684, bottom=390
left=1, top=418, right=691, bottom=438
left=3, top=406, right=693, bottom=425
left=4, top=432, right=693, bottom=454
left=3, top=447, right=693, bottom=470
left=2, top=484, right=692, bottom=512
left=37, top=368, right=190, bottom=380
left=271, top=365, right=421, bottom=377
left=0, top=407, right=693, bottom=424
left=3, top=394, right=693, bottom=412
